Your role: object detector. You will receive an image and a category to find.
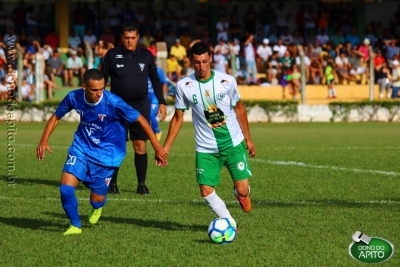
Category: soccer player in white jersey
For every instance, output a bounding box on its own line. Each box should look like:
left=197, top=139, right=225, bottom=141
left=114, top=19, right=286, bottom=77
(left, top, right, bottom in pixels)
left=163, top=42, right=256, bottom=228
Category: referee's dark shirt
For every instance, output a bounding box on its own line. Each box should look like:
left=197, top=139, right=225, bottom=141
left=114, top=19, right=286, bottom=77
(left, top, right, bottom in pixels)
left=102, top=46, right=166, bottom=105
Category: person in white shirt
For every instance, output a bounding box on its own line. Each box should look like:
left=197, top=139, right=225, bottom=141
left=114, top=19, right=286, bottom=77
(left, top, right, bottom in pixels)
left=273, top=39, right=287, bottom=58
left=256, top=38, right=272, bottom=71
left=244, top=33, right=257, bottom=85
left=280, top=29, right=294, bottom=46
left=163, top=42, right=256, bottom=228
left=316, top=29, right=330, bottom=45
left=214, top=38, right=229, bottom=59
left=83, top=28, right=97, bottom=49
left=67, top=50, right=86, bottom=87
left=213, top=48, right=228, bottom=74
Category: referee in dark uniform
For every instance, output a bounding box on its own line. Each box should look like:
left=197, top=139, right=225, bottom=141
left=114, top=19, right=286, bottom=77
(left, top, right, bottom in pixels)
left=102, top=22, right=167, bottom=195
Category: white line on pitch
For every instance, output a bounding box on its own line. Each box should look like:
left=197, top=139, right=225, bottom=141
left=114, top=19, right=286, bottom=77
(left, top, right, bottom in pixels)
left=0, top=196, right=399, bottom=205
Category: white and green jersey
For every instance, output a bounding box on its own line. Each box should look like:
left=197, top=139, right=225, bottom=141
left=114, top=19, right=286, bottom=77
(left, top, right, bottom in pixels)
left=175, top=70, right=244, bottom=153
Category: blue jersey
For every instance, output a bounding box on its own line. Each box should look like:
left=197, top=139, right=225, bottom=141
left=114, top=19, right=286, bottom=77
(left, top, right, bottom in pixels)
left=148, top=67, right=166, bottom=104
left=55, top=89, right=140, bottom=167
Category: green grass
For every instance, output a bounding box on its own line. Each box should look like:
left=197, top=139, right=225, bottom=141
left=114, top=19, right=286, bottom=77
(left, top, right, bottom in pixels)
left=1, top=122, right=399, bottom=266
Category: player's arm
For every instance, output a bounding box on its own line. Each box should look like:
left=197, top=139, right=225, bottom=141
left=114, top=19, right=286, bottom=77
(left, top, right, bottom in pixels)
left=149, top=58, right=167, bottom=121
left=234, top=101, right=256, bottom=158
left=163, top=109, right=184, bottom=153
left=36, top=114, right=61, bottom=160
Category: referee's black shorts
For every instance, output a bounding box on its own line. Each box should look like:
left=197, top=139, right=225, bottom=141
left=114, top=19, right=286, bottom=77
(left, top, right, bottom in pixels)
left=126, top=98, right=151, bottom=141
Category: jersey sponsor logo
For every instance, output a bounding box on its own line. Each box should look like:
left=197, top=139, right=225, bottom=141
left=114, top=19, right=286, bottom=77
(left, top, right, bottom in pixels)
left=116, top=64, right=124, bottom=68
left=85, top=126, right=97, bottom=136
left=139, top=63, right=145, bottom=71
left=237, top=162, right=245, bottom=171
left=105, top=177, right=112, bottom=186
left=115, top=55, right=123, bottom=58
left=92, top=138, right=100, bottom=144
left=196, top=168, right=204, bottom=174
left=98, top=114, right=107, bottom=121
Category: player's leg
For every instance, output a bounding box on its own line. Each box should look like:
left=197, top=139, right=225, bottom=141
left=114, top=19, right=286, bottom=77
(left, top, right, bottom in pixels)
left=197, top=152, right=237, bottom=227
left=60, top=153, right=88, bottom=235
left=131, top=99, right=151, bottom=195
left=223, top=142, right=252, bottom=213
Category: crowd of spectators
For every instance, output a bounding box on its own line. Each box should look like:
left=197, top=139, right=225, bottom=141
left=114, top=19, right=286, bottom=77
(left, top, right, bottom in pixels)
left=1, top=0, right=400, bottom=101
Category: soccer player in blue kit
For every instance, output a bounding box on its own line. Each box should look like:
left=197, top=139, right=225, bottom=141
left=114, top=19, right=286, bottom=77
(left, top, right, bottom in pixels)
left=36, top=69, right=168, bottom=235
left=148, top=65, right=168, bottom=141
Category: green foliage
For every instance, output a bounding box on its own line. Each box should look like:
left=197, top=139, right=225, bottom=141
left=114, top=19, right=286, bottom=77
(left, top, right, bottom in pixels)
left=242, top=100, right=298, bottom=122
left=329, top=100, right=400, bottom=122
left=1, top=122, right=400, bottom=266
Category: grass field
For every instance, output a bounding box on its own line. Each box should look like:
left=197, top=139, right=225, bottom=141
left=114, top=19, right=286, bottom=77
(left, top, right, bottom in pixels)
left=1, top=122, right=399, bottom=266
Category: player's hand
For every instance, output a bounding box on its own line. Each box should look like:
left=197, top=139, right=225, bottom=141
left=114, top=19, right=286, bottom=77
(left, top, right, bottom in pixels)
left=158, top=104, right=167, bottom=122
left=246, top=139, right=256, bottom=158
left=155, top=147, right=168, bottom=166
left=36, top=141, right=53, bottom=160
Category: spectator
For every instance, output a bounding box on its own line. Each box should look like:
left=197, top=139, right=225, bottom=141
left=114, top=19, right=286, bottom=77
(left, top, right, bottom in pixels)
left=154, top=29, right=164, bottom=43
left=364, top=26, right=377, bottom=49
left=28, top=27, right=41, bottom=44
left=325, top=60, right=336, bottom=98
left=375, top=61, right=392, bottom=99
left=256, top=38, right=272, bottom=72
left=292, top=30, right=304, bottom=46
left=267, top=51, right=280, bottom=84
left=391, top=60, right=400, bottom=98
left=385, top=40, right=399, bottom=61
left=141, top=29, right=154, bottom=48
left=331, top=29, right=344, bottom=47
left=169, top=39, right=187, bottom=64
left=213, top=48, right=228, bottom=74
left=100, top=27, right=115, bottom=47
left=214, top=38, right=229, bottom=59
left=316, top=8, right=329, bottom=34
left=17, top=28, right=29, bottom=50
left=344, top=28, right=360, bottom=49
left=316, top=29, right=330, bottom=46
left=46, top=48, right=69, bottom=87
left=303, top=5, right=316, bottom=35
left=273, top=39, right=287, bottom=58
left=68, top=29, right=82, bottom=52
left=348, top=48, right=366, bottom=83
left=21, top=77, right=34, bottom=102
left=280, top=29, right=293, bottom=46
left=291, top=64, right=302, bottom=99
left=304, top=28, right=316, bottom=46
left=66, top=50, right=85, bottom=87
left=201, top=29, right=212, bottom=47
left=216, top=14, right=229, bottom=44
left=335, top=50, right=351, bottom=83
left=147, top=41, right=157, bottom=57
left=295, top=53, right=311, bottom=83
left=341, top=4, right=355, bottom=35
left=83, top=28, right=97, bottom=50
left=267, top=27, right=278, bottom=46
left=179, top=29, right=192, bottom=52
left=244, top=33, right=257, bottom=85
left=44, top=29, right=59, bottom=50
left=255, top=28, right=265, bottom=46
left=164, top=30, right=177, bottom=51
left=167, top=54, right=180, bottom=82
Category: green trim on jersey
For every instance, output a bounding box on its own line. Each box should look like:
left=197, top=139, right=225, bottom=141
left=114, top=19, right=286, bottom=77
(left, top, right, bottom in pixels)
left=176, top=108, right=188, bottom=110
left=213, top=124, right=234, bottom=151
left=196, top=70, right=215, bottom=84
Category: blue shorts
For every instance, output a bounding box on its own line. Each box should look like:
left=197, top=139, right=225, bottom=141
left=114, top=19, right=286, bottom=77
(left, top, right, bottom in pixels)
left=62, top=152, right=116, bottom=196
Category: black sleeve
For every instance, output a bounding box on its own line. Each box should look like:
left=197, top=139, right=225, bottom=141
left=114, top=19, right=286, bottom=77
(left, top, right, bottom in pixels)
left=102, top=50, right=111, bottom=84
left=149, top=57, right=166, bottom=105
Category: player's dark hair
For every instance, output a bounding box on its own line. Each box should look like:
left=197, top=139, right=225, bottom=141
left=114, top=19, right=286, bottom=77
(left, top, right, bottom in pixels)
left=83, top=69, right=104, bottom=84
left=190, top=42, right=211, bottom=58
left=121, top=22, right=139, bottom=35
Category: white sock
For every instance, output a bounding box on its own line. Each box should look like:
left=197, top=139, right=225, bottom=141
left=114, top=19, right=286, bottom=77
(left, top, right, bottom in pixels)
left=233, top=185, right=251, bottom=197
left=328, top=89, right=333, bottom=97
left=332, top=88, right=337, bottom=97
left=203, top=190, right=235, bottom=225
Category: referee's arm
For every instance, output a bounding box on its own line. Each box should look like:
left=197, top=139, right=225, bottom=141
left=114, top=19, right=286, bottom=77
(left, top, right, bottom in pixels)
left=149, top=59, right=167, bottom=121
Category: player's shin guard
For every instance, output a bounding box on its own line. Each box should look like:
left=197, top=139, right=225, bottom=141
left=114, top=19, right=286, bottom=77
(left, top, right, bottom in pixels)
left=90, top=197, right=107, bottom=209
left=203, top=190, right=236, bottom=226
left=135, top=153, right=148, bottom=186
left=60, top=184, right=81, bottom=228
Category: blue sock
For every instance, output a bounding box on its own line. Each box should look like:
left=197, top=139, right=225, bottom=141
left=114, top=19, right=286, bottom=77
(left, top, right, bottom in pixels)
left=60, top=184, right=81, bottom=228
left=90, top=197, right=107, bottom=209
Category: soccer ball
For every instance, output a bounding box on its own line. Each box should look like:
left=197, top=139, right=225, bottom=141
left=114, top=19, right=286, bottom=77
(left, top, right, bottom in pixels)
left=207, top=217, right=236, bottom=244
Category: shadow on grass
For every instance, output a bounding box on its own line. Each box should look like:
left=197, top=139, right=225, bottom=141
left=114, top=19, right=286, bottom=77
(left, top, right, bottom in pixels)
left=0, top=216, right=65, bottom=232
left=43, top=212, right=205, bottom=232
left=1, top=176, right=89, bottom=191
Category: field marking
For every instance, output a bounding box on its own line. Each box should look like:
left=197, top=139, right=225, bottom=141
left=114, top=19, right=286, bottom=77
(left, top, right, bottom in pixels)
left=2, top=144, right=399, bottom=176
left=0, top=196, right=399, bottom=205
